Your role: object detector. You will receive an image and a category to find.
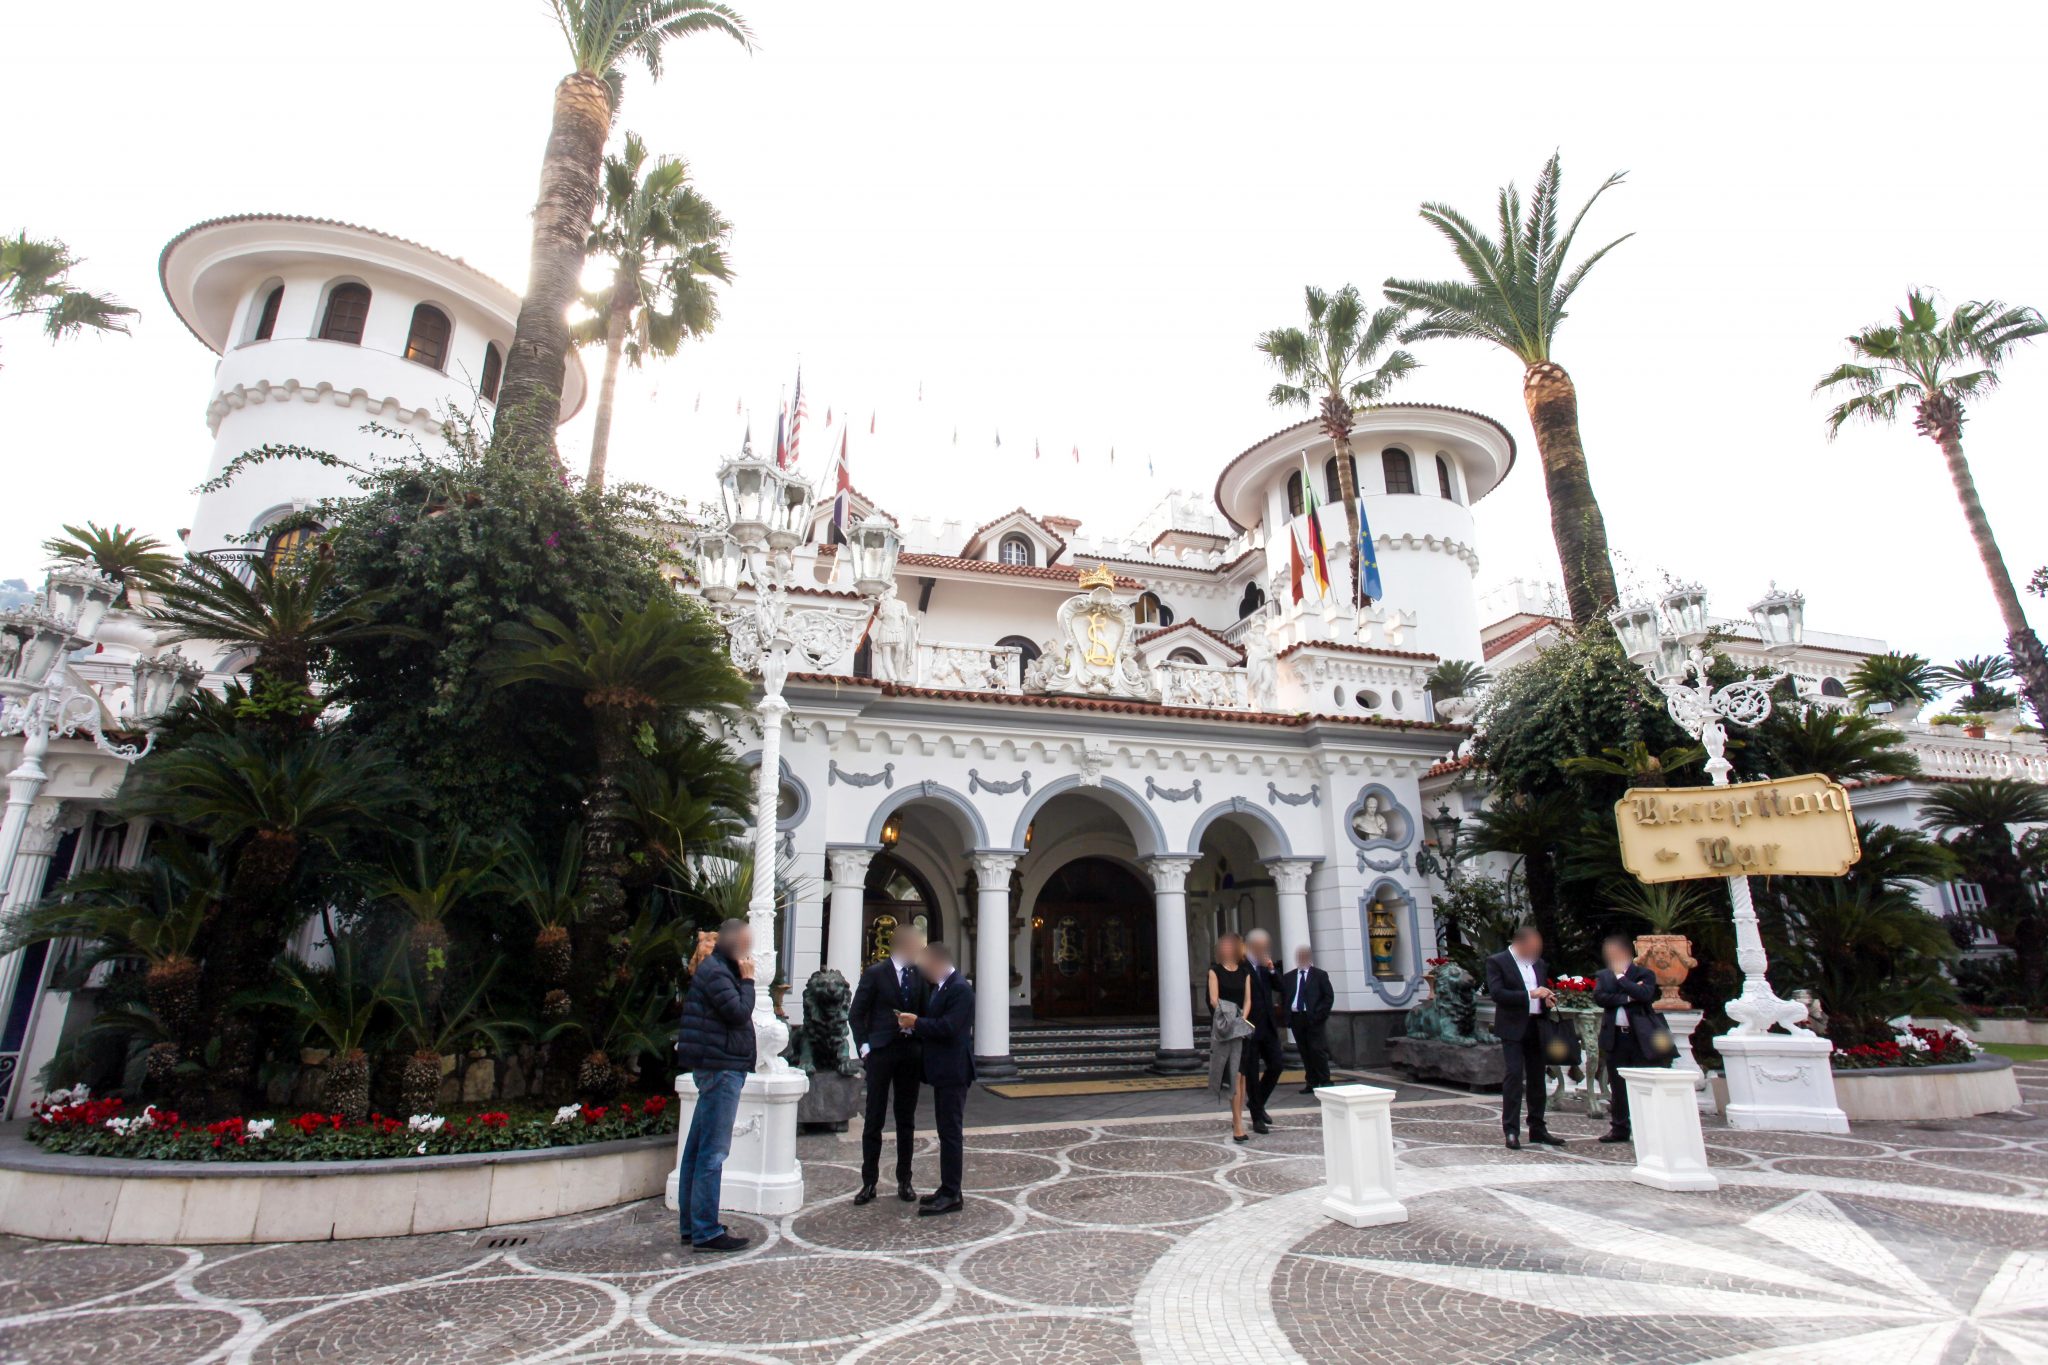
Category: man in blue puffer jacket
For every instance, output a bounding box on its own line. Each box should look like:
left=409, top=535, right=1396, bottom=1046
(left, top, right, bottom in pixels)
left=675, top=917, right=757, bottom=1251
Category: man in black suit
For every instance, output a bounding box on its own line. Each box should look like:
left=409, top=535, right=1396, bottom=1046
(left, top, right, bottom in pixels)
left=848, top=926, right=926, bottom=1205
left=896, top=942, right=975, bottom=1216
left=1280, top=945, right=1335, bottom=1092
left=1484, top=925, right=1565, bottom=1150
left=1241, top=929, right=1285, bottom=1133
left=1593, top=933, right=1670, bottom=1144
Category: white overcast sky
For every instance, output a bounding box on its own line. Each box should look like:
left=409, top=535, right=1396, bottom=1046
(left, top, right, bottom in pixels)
left=5, top=1, right=2046, bottom=666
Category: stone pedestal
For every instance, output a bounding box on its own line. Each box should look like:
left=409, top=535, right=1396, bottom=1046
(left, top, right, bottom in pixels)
left=797, top=1069, right=862, bottom=1132
left=1386, top=1036, right=1503, bottom=1088
left=664, top=1069, right=811, bottom=1215
left=1715, top=1031, right=1849, bottom=1134
left=1618, top=1066, right=1719, bottom=1192
left=1659, top=1008, right=1712, bottom=1112
left=1317, top=1083, right=1407, bottom=1228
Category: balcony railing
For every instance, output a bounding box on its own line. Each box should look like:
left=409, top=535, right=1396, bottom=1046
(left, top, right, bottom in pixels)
left=916, top=641, right=1023, bottom=693
left=1155, top=659, right=1251, bottom=711
left=1905, top=732, right=2048, bottom=783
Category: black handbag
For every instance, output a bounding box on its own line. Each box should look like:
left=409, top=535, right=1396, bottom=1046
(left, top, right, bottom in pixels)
left=1640, top=1010, right=1679, bottom=1065
left=1538, top=1013, right=1583, bottom=1067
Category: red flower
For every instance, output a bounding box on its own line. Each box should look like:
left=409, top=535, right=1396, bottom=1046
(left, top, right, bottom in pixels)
left=289, top=1111, right=331, bottom=1136
left=642, top=1096, right=669, bottom=1116
left=473, top=1111, right=510, bottom=1129
left=582, top=1106, right=608, bottom=1125
left=370, top=1115, right=403, bottom=1135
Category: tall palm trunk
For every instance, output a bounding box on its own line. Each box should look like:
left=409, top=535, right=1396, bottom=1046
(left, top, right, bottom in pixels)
left=493, top=72, right=613, bottom=463
left=583, top=280, right=632, bottom=492
left=1320, top=395, right=1364, bottom=601
left=1522, top=361, right=1619, bottom=627
left=1927, top=421, right=2048, bottom=725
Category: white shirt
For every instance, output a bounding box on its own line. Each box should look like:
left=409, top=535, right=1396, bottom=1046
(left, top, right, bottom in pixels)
left=1513, top=953, right=1540, bottom=1013
left=1610, top=967, right=1632, bottom=1029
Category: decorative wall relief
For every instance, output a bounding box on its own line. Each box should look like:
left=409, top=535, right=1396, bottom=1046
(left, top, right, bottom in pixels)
left=1145, top=777, right=1203, bottom=804
left=968, top=769, right=1032, bottom=797
left=1358, top=880, right=1424, bottom=1006
left=829, top=761, right=895, bottom=789
left=1344, top=783, right=1415, bottom=853
left=1266, top=782, right=1320, bottom=808
left=1023, top=566, right=1159, bottom=701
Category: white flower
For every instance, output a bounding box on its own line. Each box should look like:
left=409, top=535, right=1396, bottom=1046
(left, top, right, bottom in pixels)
left=104, top=1117, right=135, bottom=1135
left=415, top=1141, right=428, bottom=1155
left=407, top=1114, right=445, bottom=1133
left=47, top=1084, right=88, bottom=1107
left=1898, top=1030, right=1930, bottom=1052
left=552, top=1103, right=582, bottom=1125
left=245, top=1119, right=275, bottom=1140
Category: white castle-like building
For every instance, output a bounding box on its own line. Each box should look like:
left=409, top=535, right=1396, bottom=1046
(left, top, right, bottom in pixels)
left=1, top=216, right=2041, bottom=1109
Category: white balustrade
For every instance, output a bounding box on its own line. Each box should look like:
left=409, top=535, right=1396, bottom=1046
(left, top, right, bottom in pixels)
left=916, top=642, right=1023, bottom=694
left=1906, top=734, right=2048, bottom=783
left=1154, top=660, right=1252, bottom=711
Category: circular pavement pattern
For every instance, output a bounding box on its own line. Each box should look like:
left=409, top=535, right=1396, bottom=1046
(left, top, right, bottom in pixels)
left=3, top=1060, right=2045, bottom=1365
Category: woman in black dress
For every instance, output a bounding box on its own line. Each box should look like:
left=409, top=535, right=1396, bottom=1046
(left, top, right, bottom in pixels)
left=1208, top=933, right=1255, bottom=1141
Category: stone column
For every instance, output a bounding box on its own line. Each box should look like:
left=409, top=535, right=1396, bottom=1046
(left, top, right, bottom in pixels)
left=824, top=847, right=875, bottom=985
left=1146, top=856, right=1201, bottom=1073
left=970, top=851, right=1020, bottom=1078
left=1266, top=858, right=1316, bottom=965
left=0, top=802, right=67, bottom=1116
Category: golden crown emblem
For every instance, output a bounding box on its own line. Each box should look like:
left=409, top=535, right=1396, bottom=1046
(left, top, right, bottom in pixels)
left=1076, top=564, right=1116, bottom=590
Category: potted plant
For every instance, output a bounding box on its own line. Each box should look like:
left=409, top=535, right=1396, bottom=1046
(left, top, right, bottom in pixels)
left=1608, top=880, right=1707, bottom=1010
left=1927, top=713, right=1962, bottom=729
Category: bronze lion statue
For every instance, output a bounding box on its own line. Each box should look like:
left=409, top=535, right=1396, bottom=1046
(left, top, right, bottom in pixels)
left=784, top=968, right=862, bottom=1077
left=1404, top=961, right=1493, bottom=1046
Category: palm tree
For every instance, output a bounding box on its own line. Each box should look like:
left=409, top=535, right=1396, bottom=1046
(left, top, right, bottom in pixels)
left=149, top=552, right=414, bottom=695
left=1, top=232, right=136, bottom=359
left=1424, top=659, right=1490, bottom=702
left=1935, top=654, right=2018, bottom=716
left=1748, top=706, right=1920, bottom=784
left=1385, top=154, right=1631, bottom=626
left=1816, top=292, right=2048, bottom=724
left=1921, top=778, right=2048, bottom=996
left=1847, top=651, right=1939, bottom=713
left=492, top=1, right=751, bottom=460
left=40, top=523, right=179, bottom=609
left=577, top=132, right=733, bottom=490
left=1257, top=285, right=1418, bottom=577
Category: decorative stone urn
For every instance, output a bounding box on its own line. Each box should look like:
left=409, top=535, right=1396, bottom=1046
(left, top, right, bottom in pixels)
left=1634, top=933, right=1698, bottom=1011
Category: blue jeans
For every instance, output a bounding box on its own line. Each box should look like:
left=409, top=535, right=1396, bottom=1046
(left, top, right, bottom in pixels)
left=678, top=1068, right=747, bottom=1244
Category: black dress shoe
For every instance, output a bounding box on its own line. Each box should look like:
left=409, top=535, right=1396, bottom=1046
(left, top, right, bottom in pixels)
left=1252, top=1120, right=1272, bottom=1135
left=1598, top=1131, right=1631, bottom=1144
left=918, top=1194, right=963, bottom=1217
left=1529, top=1131, right=1567, bottom=1147
left=898, top=1182, right=918, bottom=1203
left=1297, top=1086, right=1317, bottom=1095
left=1504, top=1134, right=1521, bottom=1150
left=1232, top=1133, right=1250, bottom=1143
left=918, top=1190, right=941, bottom=1206
left=692, top=1232, right=750, bottom=1252
left=853, top=1184, right=877, bottom=1205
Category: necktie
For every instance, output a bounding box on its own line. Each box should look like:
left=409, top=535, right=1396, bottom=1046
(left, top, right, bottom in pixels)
left=900, top=964, right=914, bottom=1001
left=1293, top=972, right=1305, bottom=1012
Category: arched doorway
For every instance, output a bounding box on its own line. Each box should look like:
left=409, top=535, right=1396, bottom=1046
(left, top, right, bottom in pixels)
left=862, top=852, right=944, bottom=965
left=1029, top=857, right=1155, bottom=1017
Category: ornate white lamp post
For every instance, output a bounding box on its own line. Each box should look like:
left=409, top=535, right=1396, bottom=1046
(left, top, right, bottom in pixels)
left=0, top=568, right=202, bottom=1110
left=1610, top=584, right=1847, bottom=1131
left=673, top=440, right=900, bottom=1214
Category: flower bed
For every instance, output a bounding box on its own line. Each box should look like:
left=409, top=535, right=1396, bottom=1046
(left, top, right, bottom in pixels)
left=26, top=1089, right=674, bottom=1162
left=1550, top=975, right=1597, bottom=1009
left=1832, top=1025, right=1981, bottom=1071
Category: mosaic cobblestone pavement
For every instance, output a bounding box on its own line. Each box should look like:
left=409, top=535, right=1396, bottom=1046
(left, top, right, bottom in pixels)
left=3, top=1061, right=2046, bottom=1364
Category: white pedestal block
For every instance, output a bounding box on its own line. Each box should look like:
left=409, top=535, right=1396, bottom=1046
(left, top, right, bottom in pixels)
left=1317, top=1083, right=1407, bottom=1228
left=720, top=1070, right=810, bottom=1215
left=1715, top=1032, right=1849, bottom=1134
left=1658, top=1009, right=1713, bottom=1112
left=1618, top=1067, right=1719, bottom=1192
left=664, top=1073, right=702, bottom=1211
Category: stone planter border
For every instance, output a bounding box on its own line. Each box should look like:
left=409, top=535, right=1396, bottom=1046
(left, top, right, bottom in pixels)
left=1965, top=1017, right=2048, bottom=1047
left=0, top=1132, right=672, bottom=1244
left=1829, top=1055, right=2021, bottom=1122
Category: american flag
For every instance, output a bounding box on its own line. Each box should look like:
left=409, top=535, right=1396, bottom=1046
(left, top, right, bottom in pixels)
left=786, top=368, right=806, bottom=469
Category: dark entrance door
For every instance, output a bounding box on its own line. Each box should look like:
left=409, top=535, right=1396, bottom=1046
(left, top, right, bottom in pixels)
left=1030, top=858, right=1156, bottom=1017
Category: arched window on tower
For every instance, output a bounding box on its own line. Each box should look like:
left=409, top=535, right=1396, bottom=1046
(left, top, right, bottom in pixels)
left=1135, top=592, right=1173, bottom=627
left=1381, top=447, right=1416, bottom=495
left=998, top=533, right=1035, bottom=567
left=1436, top=454, right=1458, bottom=501
left=1237, top=581, right=1266, bottom=619
left=1820, top=677, right=1848, bottom=698
left=263, top=522, right=322, bottom=569
left=404, top=304, right=452, bottom=370
left=318, top=283, right=371, bottom=345
left=252, top=284, right=283, bottom=342
left=1284, top=470, right=1305, bottom=517
left=479, top=342, right=503, bottom=401
left=1167, top=647, right=1205, bottom=665
left=1324, top=454, right=1356, bottom=504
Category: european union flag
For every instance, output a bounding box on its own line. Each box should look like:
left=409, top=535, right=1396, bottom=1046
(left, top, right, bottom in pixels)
left=1357, top=505, right=1383, bottom=605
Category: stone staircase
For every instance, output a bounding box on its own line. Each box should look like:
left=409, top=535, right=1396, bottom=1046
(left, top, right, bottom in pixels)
left=1006, top=1019, right=1211, bottom=1080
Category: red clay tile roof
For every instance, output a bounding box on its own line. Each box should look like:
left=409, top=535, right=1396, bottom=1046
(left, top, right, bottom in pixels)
left=1425, top=754, right=1477, bottom=778
left=1481, top=616, right=1563, bottom=660
left=900, top=552, right=1138, bottom=588
left=1275, top=640, right=1439, bottom=664
left=959, top=508, right=1067, bottom=561
left=1136, top=620, right=1246, bottom=662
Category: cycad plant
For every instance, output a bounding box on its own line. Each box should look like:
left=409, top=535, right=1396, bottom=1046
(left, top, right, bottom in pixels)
left=1746, top=706, right=1920, bottom=784
left=1921, top=778, right=2048, bottom=996
left=383, top=955, right=510, bottom=1117
left=40, top=523, right=179, bottom=609
left=493, top=1, right=751, bottom=459
left=149, top=552, right=412, bottom=697
left=1424, top=659, right=1490, bottom=702
left=1817, top=292, right=2048, bottom=724
left=577, top=132, right=733, bottom=490
left=243, top=942, right=387, bottom=1123
left=1847, top=651, right=1939, bottom=714
left=493, top=823, right=586, bottom=1012
left=1257, top=285, right=1419, bottom=574
left=1935, top=655, right=2018, bottom=716
left=1605, top=880, right=1710, bottom=937
left=365, top=830, right=499, bottom=1003
left=1385, top=155, right=1631, bottom=626
left=1561, top=740, right=1705, bottom=788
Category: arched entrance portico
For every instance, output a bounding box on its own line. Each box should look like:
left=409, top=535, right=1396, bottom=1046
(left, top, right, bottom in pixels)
left=1028, top=857, right=1156, bottom=1017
